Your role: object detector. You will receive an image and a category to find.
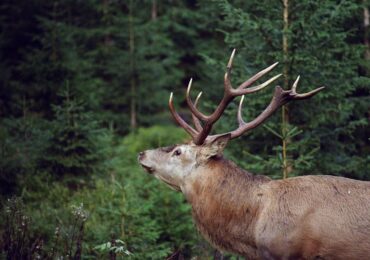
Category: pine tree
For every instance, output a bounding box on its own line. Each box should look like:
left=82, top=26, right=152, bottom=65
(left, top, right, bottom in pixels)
left=42, top=83, right=100, bottom=178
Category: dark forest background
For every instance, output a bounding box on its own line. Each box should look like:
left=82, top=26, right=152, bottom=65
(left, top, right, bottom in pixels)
left=0, top=0, right=369, bottom=259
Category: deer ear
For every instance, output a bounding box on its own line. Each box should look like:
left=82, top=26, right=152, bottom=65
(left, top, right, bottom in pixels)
left=203, top=133, right=231, bottom=159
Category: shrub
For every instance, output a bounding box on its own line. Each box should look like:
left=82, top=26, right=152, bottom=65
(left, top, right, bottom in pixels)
left=122, top=125, right=188, bottom=154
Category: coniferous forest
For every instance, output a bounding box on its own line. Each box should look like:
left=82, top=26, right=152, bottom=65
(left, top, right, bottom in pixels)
left=0, top=0, right=369, bottom=259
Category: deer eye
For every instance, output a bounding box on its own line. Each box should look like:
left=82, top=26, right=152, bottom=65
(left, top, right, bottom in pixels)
left=173, top=149, right=181, bottom=156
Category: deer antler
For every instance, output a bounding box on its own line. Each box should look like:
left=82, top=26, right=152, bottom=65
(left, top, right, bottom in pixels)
left=169, top=49, right=324, bottom=145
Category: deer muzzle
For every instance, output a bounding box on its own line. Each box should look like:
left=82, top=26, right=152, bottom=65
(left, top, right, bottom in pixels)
left=138, top=151, right=155, bottom=174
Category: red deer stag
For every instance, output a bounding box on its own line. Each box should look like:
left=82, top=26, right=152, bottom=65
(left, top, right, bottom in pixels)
left=138, top=50, right=370, bottom=259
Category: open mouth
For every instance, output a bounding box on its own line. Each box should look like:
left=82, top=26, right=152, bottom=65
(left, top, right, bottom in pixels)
left=140, top=164, right=155, bottom=174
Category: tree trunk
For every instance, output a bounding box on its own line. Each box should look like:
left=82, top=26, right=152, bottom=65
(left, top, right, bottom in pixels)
left=129, top=0, right=137, bottom=130
left=364, top=2, right=369, bottom=62
left=152, top=0, right=157, bottom=20
left=281, top=0, right=291, bottom=179
left=51, top=1, right=58, bottom=62
left=103, top=0, right=112, bottom=47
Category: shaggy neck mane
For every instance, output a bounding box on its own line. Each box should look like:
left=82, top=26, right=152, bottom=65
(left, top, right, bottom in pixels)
left=184, top=157, right=270, bottom=255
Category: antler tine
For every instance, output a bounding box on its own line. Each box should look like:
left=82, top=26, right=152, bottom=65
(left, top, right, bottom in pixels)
left=226, top=87, right=287, bottom=139
left=292, top=75, right=300, bottom=92
left=237, top=95, right=246, bottom=126
left=294, top=87, right=325, bottom=99
left=237, top=62, right=280, bottom=91
left=291, top=75, right=325, bottom=99
left=224, top=48, right=236, bottom=92
left=169, top=93, right=198, bottom=138
left=227, top=48, right=236, bottom=70
left=186, top=78, right=209, bottom=121
left=192, top=92, right=203, bottom=131
left=209, top=77, right=325, bottom=140
left=238, top=73, right=282, bottom=95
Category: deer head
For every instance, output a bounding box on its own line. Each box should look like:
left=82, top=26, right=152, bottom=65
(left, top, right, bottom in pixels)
left=138, top=49, right=324, bottom=192
left=138, top=134, right=230, bottom=191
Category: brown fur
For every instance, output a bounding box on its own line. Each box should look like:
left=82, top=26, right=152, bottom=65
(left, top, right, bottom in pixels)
left=184, top=157, right=370, bottom=259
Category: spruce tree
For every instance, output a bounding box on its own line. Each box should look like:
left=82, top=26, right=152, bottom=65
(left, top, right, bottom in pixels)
left=42, top=83, right=100, bottom=178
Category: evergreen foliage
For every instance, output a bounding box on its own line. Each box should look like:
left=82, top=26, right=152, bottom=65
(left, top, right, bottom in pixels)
left=212, top=0, right=370, bottom=179
left=0, top=0, right=368, bottom=258
left=41, top=83, right=100, bottom=178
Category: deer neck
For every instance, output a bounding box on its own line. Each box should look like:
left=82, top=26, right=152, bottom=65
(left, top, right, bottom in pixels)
left=183, top=157, right=270, bottom=254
